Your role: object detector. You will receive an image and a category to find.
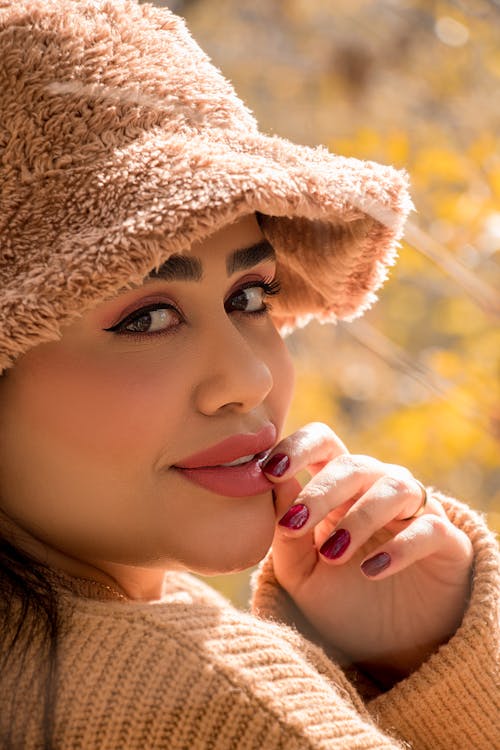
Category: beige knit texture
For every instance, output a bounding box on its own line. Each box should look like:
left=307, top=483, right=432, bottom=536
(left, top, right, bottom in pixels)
left=253, top=493, right=500, bottom=750
left=1, top=495, right=498, bottom=749
left=0, top=0, right=412, bottom=372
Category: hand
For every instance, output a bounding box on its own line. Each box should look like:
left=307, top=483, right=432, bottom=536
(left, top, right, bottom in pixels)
left=262, top=423, right=473, bottom=681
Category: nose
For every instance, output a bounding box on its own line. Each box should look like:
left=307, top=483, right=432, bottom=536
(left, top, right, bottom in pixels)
left=193, top=319, right=274, bottom=415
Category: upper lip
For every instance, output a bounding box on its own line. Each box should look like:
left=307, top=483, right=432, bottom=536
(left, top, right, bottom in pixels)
left=174, top=423, right=277, bottom=468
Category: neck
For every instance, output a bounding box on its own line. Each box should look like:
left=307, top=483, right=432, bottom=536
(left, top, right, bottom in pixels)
left=92, top=561, right=167, bottom=601
left=0, top=509, right=167, bottom=602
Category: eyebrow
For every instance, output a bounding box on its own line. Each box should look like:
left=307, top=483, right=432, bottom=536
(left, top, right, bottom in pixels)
left=226, top=240, right=275, bottom=275
left=146, top=254, right=202, bottom=283
left=145, top=240, right=275, bottom=283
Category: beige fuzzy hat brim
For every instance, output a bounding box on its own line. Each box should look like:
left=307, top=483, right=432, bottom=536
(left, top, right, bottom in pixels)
left=0, top=0, right=413, bottom=372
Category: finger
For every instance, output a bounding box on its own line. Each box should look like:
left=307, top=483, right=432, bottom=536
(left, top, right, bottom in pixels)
left=261, top=422, right=348, bottom=482
left=272, top=476, right=320, bottom=588
left=359, top=514, right=473, bottom=580
left=276, top=453, right=384, bottom=536
left=272, top=476, right=304, bottom=519
left=317, top=475, right=433, bottom=564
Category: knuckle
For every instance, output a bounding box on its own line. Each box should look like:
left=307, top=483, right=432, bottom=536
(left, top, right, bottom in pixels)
left=334, top=453, right=376, bottom=482
left=334, top=453, right=352, bottom=469
left=381, top=475, right=412, bottom=497
left=425, top=514, right=449, bottom=535
left=335, top=454, right=364, bottom=476
left=304, top=421, right=332, bottom=435
left=385, top=463, right=413, bottom=481
left=301, top=478, right=332, bottom=502
left=304, top=422, right=347, bottom=452
left=352, top=503, right=374, bottom=528
left=333, top=455, right=362, bottom=483
left=414, top=514, right=446, bottom=538
left=350, top=454, right=381, bottom=474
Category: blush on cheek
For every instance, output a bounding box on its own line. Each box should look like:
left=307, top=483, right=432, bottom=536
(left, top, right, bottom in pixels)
left=5, top=343, right=182, bottom=469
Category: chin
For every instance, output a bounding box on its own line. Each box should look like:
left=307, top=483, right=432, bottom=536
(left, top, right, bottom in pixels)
left=219, top=539, right=272, bottom=575
left=193, top=538, right=273, bottom=576
left=189, top=515, right=275, bottom=576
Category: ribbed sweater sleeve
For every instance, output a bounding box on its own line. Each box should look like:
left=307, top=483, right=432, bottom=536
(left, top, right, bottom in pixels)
left=251, top=493, right=500, bottom=750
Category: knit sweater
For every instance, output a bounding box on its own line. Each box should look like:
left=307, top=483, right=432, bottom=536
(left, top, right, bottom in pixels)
left=1, top=493, right=498, bottom=749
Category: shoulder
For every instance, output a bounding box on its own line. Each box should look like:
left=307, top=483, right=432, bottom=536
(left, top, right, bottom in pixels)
left=58, top=570, right=345, bottom=691
left=52, top=573, right=398, bottom=749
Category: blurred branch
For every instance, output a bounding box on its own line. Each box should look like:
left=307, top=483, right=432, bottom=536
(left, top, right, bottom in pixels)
left=343, top=319, right=497, bottom=438
left=344, top=319, right=451, bottom=399
left=404, top=220, right=500, bottom=319
left=449, top=0, right=500, bottom=16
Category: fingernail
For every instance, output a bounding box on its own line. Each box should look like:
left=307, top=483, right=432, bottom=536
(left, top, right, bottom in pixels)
left=262, top=453, right=290, bottom=478
left=320, top=529, right=351, bottom=560
left=278, top=503, right=309, bottom=530
left=361, top=552, right=391, bottom=577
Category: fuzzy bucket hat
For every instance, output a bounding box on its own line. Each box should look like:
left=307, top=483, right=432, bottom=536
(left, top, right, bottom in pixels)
left=0, top=0, right=412, bottom=373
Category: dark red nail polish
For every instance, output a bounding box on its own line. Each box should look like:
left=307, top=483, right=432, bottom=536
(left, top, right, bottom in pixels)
left=320, top=529, right=351, bottom=559
left=262, top=453, right=290, bottom=477
left=278, top=503, right=309, bottom=530
left=361, top=552, right=391, bottom=577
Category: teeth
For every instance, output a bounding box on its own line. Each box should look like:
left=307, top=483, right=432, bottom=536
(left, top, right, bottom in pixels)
left=256, top=449, right=272, bottom=465
left=220, top=454, right=255, bottom=467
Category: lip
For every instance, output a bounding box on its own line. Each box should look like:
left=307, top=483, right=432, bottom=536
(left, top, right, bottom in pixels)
left=174, top=423, right=277, bottom=468
left=173, top=423, right=276, bottom=498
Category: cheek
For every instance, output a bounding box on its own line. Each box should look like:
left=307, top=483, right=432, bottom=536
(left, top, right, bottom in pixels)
left=0, top=343, right=187, bottom=473
left=268, top=334, right=295, bottom=424
left=0, top=344, right=194, bottom=558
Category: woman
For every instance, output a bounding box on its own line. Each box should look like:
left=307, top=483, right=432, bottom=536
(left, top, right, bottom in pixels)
left=0, top=1, right=498, bottom=748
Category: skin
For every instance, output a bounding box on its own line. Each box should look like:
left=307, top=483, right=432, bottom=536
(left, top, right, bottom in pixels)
left=0, top=214, right=295, bottom=599
left=0, top=213, right=473, bottom=679
left=267, top=430, right=473, bottom=679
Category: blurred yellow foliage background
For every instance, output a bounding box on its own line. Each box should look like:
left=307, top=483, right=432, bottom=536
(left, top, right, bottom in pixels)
left=149, top=0, right=499, bottom=605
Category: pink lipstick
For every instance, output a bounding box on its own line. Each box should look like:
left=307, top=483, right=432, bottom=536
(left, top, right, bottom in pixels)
left=173, top=423, right=276, bottom=497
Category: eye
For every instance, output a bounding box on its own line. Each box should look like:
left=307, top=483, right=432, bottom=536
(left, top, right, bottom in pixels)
left=225, top=278, right=281, bottom=316
left=103, top=303, right=182, bottom=337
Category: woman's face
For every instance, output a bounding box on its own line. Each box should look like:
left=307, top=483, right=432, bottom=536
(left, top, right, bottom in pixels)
left=0, top=215, right=294, bottom=581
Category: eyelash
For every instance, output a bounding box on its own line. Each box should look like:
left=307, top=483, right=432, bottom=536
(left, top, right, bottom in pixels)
left=103, top=277, right=282, bottom=340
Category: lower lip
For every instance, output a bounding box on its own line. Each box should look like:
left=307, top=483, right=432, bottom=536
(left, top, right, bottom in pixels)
left=174, top=453, right=273, bottom=498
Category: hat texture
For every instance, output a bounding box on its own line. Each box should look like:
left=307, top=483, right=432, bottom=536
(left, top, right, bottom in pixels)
left=0, top=0, right=412, bottom=372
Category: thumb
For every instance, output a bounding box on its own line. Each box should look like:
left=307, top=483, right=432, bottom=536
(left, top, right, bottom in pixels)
left=272, top=477, right=318, bottom=590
